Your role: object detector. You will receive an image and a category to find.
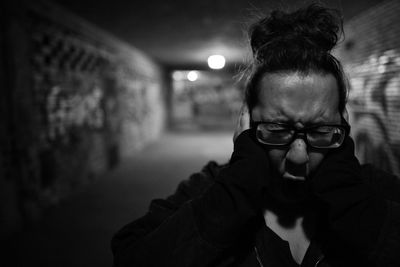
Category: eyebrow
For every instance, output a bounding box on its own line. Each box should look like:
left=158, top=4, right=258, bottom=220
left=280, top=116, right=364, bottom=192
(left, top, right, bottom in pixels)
left=253, top=119, right=341, bottom=127
left=256, top=110, right=340, bottom=125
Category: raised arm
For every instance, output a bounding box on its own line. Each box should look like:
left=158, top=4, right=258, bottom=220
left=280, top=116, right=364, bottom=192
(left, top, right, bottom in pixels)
left=311, top=136, right=400, bottom=266
left=111, top=106, right=272, bottom=266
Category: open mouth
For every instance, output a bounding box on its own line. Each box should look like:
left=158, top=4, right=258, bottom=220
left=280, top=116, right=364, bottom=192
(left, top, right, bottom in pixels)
left=282, top=172, right=306, bottom=181
left=280, top=175, right=309, bottom=202
left=284, top=161, right=308, bottom=181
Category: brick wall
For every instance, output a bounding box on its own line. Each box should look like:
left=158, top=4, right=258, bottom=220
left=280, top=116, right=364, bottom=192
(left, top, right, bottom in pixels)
left=1, top=0, right=166, bottom=239
left=335, top=0, right=400, bottom=176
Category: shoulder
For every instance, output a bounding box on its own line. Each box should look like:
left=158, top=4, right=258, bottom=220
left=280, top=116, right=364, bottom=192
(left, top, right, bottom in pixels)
left=360, top=164, right=398, bottom=181
left=147, top=160, right=227, bottom=214
left=140, top=161, right=226, bottom=232
left=170, top=161, right=227, bottom=202
left=111, top=161, right=227, bottom=248
left=360, top=164, right=400, bottom=203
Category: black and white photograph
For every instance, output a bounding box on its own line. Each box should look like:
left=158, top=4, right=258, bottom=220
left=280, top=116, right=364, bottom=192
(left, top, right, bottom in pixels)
left=1, top=0, right=400, bottom=266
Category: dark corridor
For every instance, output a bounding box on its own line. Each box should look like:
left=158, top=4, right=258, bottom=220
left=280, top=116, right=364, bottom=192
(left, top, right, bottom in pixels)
left=7, top=131, right=232, bottom=266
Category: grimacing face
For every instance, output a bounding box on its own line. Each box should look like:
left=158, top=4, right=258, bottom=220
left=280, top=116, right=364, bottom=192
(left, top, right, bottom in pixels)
left=251, top=71, right=341, bottom=203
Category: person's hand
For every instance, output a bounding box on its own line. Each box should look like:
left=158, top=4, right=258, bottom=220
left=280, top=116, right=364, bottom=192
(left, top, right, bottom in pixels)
left=311, top=135, right=386, bottom=254
left=192, top=110, right=269, bottom=247
left=191, top=104, right=271, bottom=247
left=311, top=135, right=361, bottom=192
left=311, top=135, right=365, bottom=216
left=233, top=104, right=250, bottom=142
left=230, top=103, right=267, bottom=170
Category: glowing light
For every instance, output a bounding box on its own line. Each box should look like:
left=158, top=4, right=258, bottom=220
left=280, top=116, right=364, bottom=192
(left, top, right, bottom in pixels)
left=187, top=71, right=198, bottom=81
left=172, top=71, right=185, bottom=80
left=207, top=55, right=225, bottom=69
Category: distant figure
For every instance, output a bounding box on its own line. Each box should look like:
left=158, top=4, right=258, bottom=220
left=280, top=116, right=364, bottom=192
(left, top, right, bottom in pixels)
left=111, top=4, right=400, bottom=266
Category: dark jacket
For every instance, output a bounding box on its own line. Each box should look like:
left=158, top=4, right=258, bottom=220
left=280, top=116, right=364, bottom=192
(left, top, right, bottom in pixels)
left=111, top=132, right=400, bottom=267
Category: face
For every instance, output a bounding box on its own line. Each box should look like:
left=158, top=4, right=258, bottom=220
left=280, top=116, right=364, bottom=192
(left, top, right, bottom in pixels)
left=251, top=71, right=341, bottom=203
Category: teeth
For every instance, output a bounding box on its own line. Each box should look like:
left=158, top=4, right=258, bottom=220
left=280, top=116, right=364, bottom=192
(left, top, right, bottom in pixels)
left=285, top=161, right=308, bottom=178
left=283, top=172, right=306, bottom=181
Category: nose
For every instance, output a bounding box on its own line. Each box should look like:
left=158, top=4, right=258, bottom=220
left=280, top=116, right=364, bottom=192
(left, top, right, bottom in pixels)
left=286, top=138, right=309, bottom=165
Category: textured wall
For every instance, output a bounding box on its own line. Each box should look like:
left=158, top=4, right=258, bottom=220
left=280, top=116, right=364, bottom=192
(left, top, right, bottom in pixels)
left=335, top=0, right=400, bottom=176
left=1, top=0, right=165, bottom=238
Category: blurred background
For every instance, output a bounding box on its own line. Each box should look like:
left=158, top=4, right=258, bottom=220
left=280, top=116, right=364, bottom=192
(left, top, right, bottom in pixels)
left=1, top=0, right=399, bottom=266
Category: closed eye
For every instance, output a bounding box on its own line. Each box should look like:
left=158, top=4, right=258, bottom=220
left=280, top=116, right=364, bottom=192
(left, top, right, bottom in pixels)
left=268, top=128, right=291, bottom=133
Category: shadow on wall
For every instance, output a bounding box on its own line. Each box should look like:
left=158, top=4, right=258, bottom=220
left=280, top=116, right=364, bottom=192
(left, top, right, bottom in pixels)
left=347, top=50, right=400, bottom=176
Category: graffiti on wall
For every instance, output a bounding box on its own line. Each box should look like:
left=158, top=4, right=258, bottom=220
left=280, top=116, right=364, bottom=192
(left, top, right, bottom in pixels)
left=348, top=49, right=400, bottom=176
left=46, top=82, right=105, bottom=143
left=3, top=0, right=165, bottom=221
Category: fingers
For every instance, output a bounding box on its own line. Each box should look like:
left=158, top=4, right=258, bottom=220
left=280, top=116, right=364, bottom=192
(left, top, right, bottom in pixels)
left=239, top=105, right=250, bottom=130
left=342, top=107, right=349, bottom=122
left=233, top=104, right=251, bottom=142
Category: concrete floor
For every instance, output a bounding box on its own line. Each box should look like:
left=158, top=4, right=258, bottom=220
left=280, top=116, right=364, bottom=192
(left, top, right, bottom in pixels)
left=10, top=130, right=233, bottom=267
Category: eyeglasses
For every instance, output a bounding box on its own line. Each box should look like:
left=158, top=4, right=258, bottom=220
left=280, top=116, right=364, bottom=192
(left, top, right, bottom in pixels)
left=251, top=121, right=350, bottom=149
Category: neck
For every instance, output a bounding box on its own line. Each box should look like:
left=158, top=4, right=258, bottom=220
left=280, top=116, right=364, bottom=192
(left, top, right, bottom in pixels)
left=263, top=196, right=317, bottom=265
left=262, top=194, right=313, bottom=225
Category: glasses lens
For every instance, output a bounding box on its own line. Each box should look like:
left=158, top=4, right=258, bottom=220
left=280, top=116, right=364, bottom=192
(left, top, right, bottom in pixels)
left=256, top=123, right=294, bottom=145
left=307, top=126, right=346, bottom=148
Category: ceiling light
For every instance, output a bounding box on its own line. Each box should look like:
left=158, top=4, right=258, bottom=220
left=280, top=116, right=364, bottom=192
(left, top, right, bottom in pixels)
left=207, top=55, right=225, bottom=69
left=187, top=71, right=198, bottom=81
left=172, top=71, right=185, bottom=80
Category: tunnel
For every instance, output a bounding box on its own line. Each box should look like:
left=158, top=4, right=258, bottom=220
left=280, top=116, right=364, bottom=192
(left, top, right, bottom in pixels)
left=1, top=0, right=400, bottom=266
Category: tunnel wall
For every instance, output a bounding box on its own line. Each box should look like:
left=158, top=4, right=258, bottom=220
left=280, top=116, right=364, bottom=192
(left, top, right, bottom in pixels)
left=335, top=0, right=400, bottom=177
left=1, top=0, right=166, bottom=239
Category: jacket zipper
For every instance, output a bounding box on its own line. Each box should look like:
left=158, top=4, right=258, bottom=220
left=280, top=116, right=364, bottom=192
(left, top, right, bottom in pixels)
left=314, top=255, right=325, bottom=267
left=254, top=246, right=264, bottom=267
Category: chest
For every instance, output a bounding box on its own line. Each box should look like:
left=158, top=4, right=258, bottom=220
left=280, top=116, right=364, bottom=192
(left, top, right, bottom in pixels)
left=263, top=210, right=314, bottom=265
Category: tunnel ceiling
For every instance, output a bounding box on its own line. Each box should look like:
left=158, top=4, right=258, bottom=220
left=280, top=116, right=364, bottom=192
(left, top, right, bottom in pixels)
left=53, top=0, right=386, bottom=69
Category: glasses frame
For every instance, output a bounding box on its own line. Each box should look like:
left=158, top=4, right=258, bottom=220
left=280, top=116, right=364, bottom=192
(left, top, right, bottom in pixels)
left=251, top=120, right=351, bottom=149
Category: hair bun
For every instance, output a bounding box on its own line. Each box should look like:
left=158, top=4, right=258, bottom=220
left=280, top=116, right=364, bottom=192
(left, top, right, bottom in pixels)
left=250, top=4, right=342, bottom=60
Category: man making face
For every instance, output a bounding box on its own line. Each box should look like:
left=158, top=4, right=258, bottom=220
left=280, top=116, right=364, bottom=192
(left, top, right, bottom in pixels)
left=229, top=70, right=350, bottom=264
left=248, top=71, right=343, bottom=203
left=112, top=4, right=400, bottom=267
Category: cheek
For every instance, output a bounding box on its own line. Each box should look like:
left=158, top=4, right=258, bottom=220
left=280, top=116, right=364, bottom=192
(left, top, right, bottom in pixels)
left=308, top=151, right=326, bottom=173
left=267, top=149, right=286, bottom=174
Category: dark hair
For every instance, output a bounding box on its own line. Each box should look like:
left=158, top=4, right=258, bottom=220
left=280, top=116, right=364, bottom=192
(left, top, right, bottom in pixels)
left=245, top=3, right=348, bottom=113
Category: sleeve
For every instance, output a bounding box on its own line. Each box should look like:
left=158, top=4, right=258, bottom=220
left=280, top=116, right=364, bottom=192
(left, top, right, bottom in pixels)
left=111, top=130, right=271, bottom=267
left=362, top=165, right=400, bottom=266
left=311, top=137, right=400, bottom=266
left=371, top=200, right=400, bottom=267
left=311, top=137, right=386, bottom=260
left=362, top=164, right=400, bottom=203
left=111, top=161, right=226, bottom=267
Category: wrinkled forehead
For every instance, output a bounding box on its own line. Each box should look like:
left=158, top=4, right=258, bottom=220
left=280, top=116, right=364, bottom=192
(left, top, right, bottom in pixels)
left=254, top=71, right=340, bottom=123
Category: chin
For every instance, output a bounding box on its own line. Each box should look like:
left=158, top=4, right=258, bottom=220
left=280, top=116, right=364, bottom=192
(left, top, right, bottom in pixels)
left=269, top=178, right=310, bottom=205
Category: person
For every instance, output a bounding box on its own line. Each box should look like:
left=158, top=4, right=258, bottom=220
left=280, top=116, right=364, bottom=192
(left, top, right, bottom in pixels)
left=111, top=4, right=400, bottom=266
